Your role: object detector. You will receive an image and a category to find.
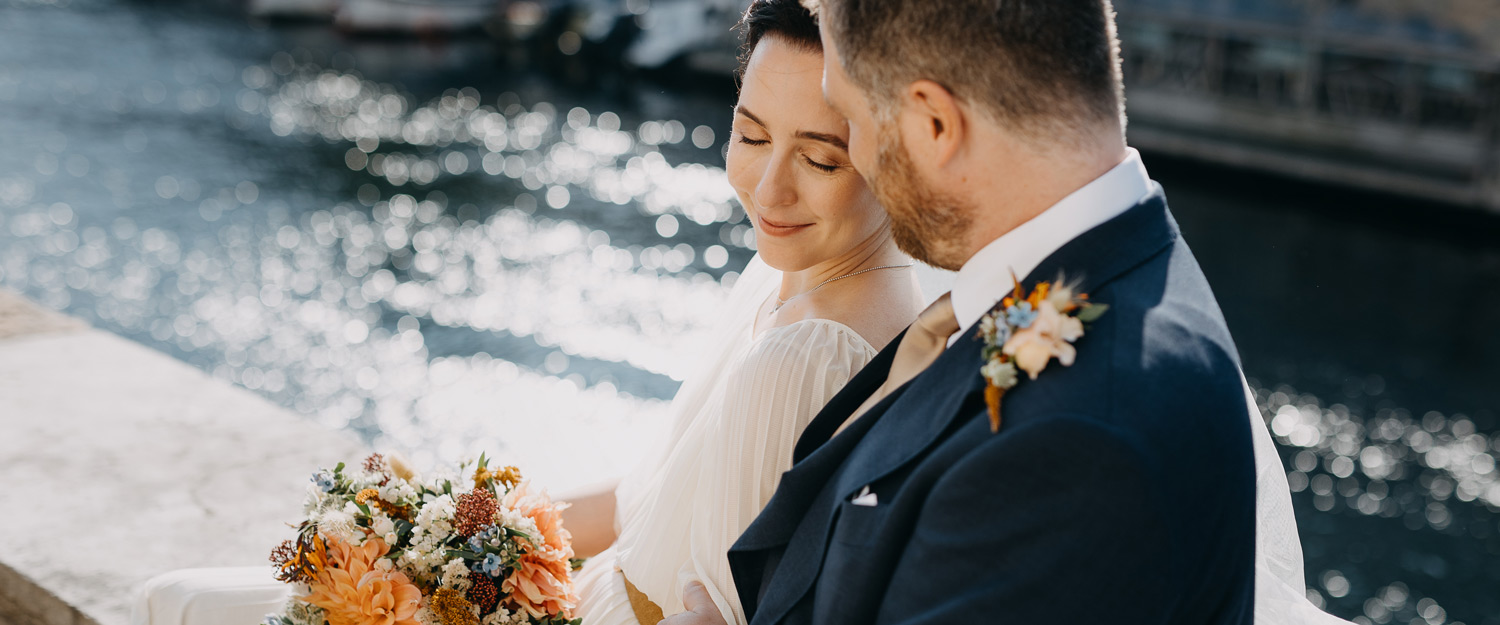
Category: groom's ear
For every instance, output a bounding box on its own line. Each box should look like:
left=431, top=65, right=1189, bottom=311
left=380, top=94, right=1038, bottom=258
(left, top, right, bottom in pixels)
left=901, top=80, right=967, bottom=171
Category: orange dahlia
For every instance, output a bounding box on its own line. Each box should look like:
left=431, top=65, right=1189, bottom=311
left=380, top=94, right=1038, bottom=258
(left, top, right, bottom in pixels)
left=301, top=536, right=422, bottom=625
left=500, top=481, right=578, bottom=618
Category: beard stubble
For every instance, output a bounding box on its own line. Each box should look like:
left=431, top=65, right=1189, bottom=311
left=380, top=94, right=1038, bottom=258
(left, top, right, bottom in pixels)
left=870, top=128, right=973, bottom=272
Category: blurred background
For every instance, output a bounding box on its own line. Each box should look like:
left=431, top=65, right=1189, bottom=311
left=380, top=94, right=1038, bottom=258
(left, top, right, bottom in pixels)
left=0, top=0, right=1497, bottom=623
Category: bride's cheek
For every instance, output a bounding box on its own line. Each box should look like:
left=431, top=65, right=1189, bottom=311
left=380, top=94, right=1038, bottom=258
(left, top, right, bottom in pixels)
left=725, top=153, right=756, bottom=199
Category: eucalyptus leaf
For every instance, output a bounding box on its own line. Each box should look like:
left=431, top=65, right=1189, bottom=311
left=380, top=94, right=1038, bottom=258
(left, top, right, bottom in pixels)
left=1076, top=303, right=1110, bottom=323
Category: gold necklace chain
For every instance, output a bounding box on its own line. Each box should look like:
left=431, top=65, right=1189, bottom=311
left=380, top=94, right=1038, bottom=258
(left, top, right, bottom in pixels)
left=771, top=263, right=916, bottom=314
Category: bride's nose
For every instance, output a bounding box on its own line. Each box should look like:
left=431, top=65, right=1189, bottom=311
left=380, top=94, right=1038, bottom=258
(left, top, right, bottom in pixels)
left=753, top=152, right=798, bottom=210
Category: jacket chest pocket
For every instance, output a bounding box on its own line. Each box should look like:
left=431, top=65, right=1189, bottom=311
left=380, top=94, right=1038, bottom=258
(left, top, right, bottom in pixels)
left=831, top=499, right=885, bottom=546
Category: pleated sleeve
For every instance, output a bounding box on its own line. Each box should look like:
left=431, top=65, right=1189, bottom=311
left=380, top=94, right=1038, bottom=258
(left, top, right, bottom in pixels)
left=680, top=319, right=877, bottom=625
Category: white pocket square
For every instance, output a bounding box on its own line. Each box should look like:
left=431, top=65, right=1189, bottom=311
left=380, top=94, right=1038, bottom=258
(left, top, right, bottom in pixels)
left=851, top=485, right=878, bottom=507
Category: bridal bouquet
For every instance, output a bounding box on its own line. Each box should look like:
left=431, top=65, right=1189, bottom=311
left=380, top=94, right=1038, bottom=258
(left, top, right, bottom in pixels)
left=265, top=453, right=581, bottom=625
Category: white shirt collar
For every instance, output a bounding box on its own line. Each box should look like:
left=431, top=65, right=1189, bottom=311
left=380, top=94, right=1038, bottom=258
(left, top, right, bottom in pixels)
left=949, top=148, right=1155, bottom=345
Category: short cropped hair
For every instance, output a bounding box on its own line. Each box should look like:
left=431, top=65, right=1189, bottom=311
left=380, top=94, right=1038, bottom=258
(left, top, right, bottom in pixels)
left=736, top=0, right=823, bottom=82
left=805, top=0, right=1125, bottom=140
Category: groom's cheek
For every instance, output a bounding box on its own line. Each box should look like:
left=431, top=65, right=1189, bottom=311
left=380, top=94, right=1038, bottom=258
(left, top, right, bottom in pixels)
left=850, top=139, right=875, bottom=177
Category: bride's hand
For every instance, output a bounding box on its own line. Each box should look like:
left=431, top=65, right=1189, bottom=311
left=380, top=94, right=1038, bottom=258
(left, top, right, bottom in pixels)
left=660, top=581, right=728, bottom=625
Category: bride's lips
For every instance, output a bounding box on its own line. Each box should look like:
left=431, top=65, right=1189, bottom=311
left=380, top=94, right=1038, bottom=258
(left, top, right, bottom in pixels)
left=755, top=214, right=813, bottom=237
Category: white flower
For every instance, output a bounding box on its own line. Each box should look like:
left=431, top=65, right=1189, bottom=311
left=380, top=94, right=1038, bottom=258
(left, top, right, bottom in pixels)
left=279, top=598, right=326, bottom=625
left=414, top=606, right=439, bottom=625
left=380, top=481, right=416, bottom=504
left=370, top=512, right=396, bottom=538
left=345, top=471, right=379, bottom=492
left=981, top=358, right=1019, bottom=390
left=413, top=493, right=457, bottom=543
left=317, top=509, right=359, bottom=543
left=496, top=505, right=539, bottom=542
left=440, top=558, right=473, bottom=593
left=480, top=607, right=523, bottom=625
left=301, top=484, right=324, bottom=515
left=1047, top=284, right=1076, bottom=310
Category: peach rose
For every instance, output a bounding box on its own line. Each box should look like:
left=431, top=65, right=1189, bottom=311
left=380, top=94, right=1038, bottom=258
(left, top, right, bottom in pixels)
left=1002, top=300, right=1084, bottom=380
left=502, top=553, right=577, bottom=618
left=502, top=481, right=574, bottom=558
left=501, top=481, right=578, bottom=618
left=301, top=536, right=422, bottom=625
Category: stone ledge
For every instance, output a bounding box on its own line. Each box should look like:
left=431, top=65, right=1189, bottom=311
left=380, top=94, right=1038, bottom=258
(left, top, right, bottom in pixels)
left=0, top=312, right=366, bottom=625
left=0, top=562, right=95, bottom=625
left=0, top=290, right=85, bottom=342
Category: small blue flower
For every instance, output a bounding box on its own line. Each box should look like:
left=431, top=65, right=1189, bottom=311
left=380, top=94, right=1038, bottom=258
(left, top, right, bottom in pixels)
left=467, top=535, right=486, bottom=552
left=264, top=615, right=283, bottom=625
left=482, top=553, right=504, bottom=577
left=1006, top=302, right=1037, bottom=329
left=311, top=469, right=336, bottom=492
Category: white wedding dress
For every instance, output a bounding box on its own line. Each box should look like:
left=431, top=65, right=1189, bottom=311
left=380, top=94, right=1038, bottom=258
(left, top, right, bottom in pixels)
left=572, top=255, right=878, bottom=625
left=133, top=254, right=1346, bottom=625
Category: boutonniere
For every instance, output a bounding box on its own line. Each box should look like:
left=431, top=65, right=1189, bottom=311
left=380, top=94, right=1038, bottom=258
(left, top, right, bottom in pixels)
left=978, top=272, right=1108, bottom=432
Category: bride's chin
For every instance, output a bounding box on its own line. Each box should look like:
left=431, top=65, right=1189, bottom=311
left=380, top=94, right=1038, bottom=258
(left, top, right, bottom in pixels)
left=755, top=247, right=817, bottom=274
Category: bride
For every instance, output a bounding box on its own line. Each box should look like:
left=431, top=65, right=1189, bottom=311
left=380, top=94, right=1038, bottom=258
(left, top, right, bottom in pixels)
left=563, top=2, right=925, bottom=622
left=134, top=2, right=924, bottom=625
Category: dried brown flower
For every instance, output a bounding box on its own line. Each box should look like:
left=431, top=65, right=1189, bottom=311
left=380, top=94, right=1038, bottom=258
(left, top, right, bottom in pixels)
left=454, top=488, right=498, bottom=539
left=466, top=574, right=499, bottom=615
left=269, top=530, right=326, bottom=584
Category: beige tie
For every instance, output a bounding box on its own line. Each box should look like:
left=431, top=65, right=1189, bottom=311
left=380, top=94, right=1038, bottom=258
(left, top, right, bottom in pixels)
left=837, top=292, right=961, bottom=435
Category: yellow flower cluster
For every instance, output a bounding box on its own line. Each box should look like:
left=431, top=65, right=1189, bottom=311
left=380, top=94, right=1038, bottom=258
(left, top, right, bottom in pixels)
left=474, top=465, right=522, bottom=490
left=355, top=488, right=411, bottom=521
left=430, top=588, right=480, bottom=625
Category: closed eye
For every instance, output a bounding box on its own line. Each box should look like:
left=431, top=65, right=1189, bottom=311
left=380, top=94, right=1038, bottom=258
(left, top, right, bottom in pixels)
left=737, top=135, right=769, bottom=147
left=804, top=155, right=838, bottom=173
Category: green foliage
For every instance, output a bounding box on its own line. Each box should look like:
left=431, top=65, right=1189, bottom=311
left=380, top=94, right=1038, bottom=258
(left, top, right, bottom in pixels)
left=1076, top=303, right=1109, bottom=323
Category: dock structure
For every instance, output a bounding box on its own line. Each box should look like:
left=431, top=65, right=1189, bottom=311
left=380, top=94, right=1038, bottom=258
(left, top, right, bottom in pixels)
left=1115, top=0, right=1500, bottom=211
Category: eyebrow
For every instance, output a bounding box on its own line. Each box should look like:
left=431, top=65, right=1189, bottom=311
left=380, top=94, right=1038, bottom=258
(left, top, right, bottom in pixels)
left=735, top=105, right=849, bottom=151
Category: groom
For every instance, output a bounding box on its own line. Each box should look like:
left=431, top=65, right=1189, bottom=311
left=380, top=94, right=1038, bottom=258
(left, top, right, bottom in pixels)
left=671, top=0, right=1257, bottom=623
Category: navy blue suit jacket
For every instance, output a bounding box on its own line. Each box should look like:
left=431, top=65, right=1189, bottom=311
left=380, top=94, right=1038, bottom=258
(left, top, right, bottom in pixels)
left=728, top=193, right=1257, bottom=624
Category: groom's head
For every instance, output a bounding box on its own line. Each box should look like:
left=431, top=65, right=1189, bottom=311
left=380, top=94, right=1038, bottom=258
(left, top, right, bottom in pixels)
left=805, top=0, right=1128, bottom=271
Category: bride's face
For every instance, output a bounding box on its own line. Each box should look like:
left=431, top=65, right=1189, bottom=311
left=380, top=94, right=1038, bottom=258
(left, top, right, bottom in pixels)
left=726, top=36, right=888, bottom=273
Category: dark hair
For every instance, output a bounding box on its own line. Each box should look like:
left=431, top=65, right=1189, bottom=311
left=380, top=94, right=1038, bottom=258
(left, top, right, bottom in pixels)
left=811, top=0, right=1125, bottom=140
left=735, top=0, right=823, bottom=81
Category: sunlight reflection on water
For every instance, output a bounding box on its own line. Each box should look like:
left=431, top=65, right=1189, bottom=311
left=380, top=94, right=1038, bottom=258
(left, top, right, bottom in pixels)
left=0, top=52, right=763, bottom=486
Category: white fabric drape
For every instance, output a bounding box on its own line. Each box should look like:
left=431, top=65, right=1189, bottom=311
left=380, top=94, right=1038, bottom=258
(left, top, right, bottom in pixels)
left=1244, top=378, right=1353, bottom=625
left=131, top=567, right=287, bottom=625
left=575, top=255, right=879, bottom=625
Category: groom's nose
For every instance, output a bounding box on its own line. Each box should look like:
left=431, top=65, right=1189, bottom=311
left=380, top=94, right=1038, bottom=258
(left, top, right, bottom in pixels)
left=753, top=154, right=798, bottom=209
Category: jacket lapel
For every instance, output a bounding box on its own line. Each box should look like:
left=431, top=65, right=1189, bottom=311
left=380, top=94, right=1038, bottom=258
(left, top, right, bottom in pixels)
left=737, top=194, right=1179, bottom=625
left=830, top=192, right=1179, bottom=504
